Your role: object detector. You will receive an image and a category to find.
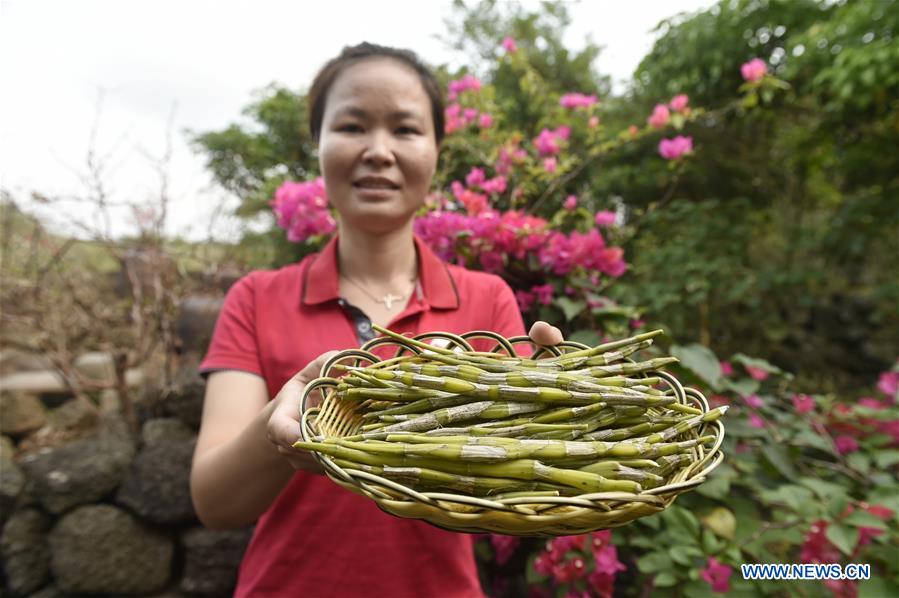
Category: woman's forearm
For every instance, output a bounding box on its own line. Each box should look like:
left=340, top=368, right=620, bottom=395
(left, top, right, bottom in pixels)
left=190, top=398, right=295, bottom=529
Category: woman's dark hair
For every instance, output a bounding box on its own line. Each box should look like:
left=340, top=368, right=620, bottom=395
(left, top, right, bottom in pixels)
left=307, top=42, right=445, bottom=145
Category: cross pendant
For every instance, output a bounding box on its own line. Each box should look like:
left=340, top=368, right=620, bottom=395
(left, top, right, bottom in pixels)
left=382, top=293, right=402, bottom=310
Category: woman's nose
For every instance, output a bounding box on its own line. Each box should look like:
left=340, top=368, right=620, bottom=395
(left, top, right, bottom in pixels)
left=362, top=131, right=395, bottom=167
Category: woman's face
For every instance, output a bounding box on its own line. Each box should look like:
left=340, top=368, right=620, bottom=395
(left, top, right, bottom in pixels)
left=318, top=57, right=439, bottom=234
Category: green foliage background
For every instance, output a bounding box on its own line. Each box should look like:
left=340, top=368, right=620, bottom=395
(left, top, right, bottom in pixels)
left=189, top=0, right=898, bottom=396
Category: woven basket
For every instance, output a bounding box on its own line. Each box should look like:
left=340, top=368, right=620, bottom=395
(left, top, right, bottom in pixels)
left=299, top=330, right=726, bottom=536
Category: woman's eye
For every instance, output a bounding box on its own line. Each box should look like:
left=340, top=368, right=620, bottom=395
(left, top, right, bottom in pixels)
left=338, top=124, right=363, bottom=133
left=396, top=126, right=420, bottom=135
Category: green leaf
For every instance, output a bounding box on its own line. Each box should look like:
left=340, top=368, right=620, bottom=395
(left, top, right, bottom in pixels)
left=662, top=506, right=701, bottom=539
left=637, top=551, right=672, bottom=574
left=847, top=452, right=871, bottom=474
left=671, top=343, right=722, bottom=389
left=859, top=576, right=899, bottom=598
left=844, top=511, right=888, bottom=531
left=720, top=377, right=760, bottom=396
left=874, top=450, right=899, bottom=468
left=702, top=507, right=737, bottom=540
left=761, top=445, right=798, bottom=479
left=828, top=494, right=852, bottom=519
left=696, top=476, right=730, bottom=499
left=868, top=487, right=899, bottom=514
left=555, top=297, right=586, bottom=321
left=793, top=430, right=833, bottom=452
left=799, top=477, right=848, bottom=501
left=669, top=545, right=695, bottom=566
left=654, top=572, right=678, bottom=587
left=568, top=329, right=601, bottom=348
left=701, top=528, right=724, bottom=553
left=731, top=353, right=786, bottom=376
left=826, top=523, right=859, bottom=556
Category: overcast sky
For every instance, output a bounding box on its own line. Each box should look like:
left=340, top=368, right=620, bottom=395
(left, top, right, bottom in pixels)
left=1, top=0, right=716, bottom=240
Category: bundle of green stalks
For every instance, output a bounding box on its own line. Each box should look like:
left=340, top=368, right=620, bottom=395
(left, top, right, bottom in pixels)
left=295, top=325, right=727, bottom=500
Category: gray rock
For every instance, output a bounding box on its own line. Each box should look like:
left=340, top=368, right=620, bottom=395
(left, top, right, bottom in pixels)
left=179, top=526, right=253, bottom=596
left=142, top=418, right=195, bottom=448
left=17, top=418, right=135, bottom=515
left=23, top=585, right=63, bottom=598
left=46, top=399, right=98, bottom=433
left=49, top=505, right=173, bottom=595
left=116, top=441, right=196, bottom=525
left=0, top=458, right=24, bottom=523
left=0, top=508, right=51, bottom=595
left=0, top=392, right=47, bottom=437
left=1, top=435, right=15, bottom=461
left=162, top=364, right=206, bottom=429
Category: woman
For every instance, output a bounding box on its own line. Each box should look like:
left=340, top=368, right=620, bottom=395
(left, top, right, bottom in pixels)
left=190, top=43, right=562, bottom=597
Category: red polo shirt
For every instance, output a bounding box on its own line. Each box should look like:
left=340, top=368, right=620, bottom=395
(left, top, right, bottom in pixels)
left=200, top=235, right=525, bottom=598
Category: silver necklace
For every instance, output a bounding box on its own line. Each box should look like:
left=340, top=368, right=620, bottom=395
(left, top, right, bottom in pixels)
left=341, top=274, right=417, bottom=310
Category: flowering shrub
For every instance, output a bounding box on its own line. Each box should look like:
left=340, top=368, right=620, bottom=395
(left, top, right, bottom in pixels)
left=268, top=37, right=899, bottom=596
left=270, top=37, right=705, bottom=341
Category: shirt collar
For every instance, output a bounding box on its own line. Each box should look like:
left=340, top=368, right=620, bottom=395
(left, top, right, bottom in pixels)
left=301, top=234, right=459, bottom=309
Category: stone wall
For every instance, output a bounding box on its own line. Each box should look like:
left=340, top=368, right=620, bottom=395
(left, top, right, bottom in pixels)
left=1, top=296, right=255, bottom=597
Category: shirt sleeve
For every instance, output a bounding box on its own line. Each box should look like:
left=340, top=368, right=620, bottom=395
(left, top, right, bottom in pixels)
left=199, top=273, right=264, bottom=377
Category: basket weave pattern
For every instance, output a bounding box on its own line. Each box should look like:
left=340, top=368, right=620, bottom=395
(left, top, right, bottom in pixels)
left=299, top=331, right=726, bottom=536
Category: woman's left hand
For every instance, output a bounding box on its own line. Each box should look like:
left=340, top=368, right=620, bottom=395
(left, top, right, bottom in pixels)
left=528, top=321, right=564, bottom=346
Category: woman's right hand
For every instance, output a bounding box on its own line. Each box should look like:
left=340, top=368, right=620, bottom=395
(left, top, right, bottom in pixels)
left=266, top=350, right=340, bottom=474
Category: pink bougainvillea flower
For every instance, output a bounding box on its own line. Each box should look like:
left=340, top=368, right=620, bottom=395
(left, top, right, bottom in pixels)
left=479, top=250, right=504, bottom=273
left=859, top=397, right=886, bottom=409
left=481, top=176, right=507, bottom=195
left=824, top=579, right=859, bottom=598
left=744, top=394, right=764, bottom=409
left=516, top=290, right=535, bottom=312
left=501, top=36, right=518, bottom=54
left=588, top=116, right=599, bottom=128
left=878, top=370, right=899, bottom=399
left=543, top=157, right=558, bottom=173
left=749, top=413, right=766, bottom=429
left=669, top=94, right=689, bottom=112
left=270, top=177, right=335, bottom=243
left=447, top=74, right=482, bottom=101
left=720, top=361, right=734, bottom=377
left=478, top=112, right=493, bottom=129
left=745, top=365, right=769, bottom=381
left=594, top=210, right=616, bottom=227
left=834, top=435, right=859, bottom=454
left=866, top=504, right=895, bottom=520
left=630, top=319, right=645, bottom=329
left=533, top=553, right=553, bottom=576
left=532, top=284, right=554, bottom=305
left=489, top=534, right=520, bottom=566
left=462, top=108, right=479, bottom=123
left=700, top=557, right=733, bottom=593
left=534, top=128, right=561, bottom=156
left=465, top=167, right=486, bottom=188
left=801, top=520, right=843, bottom=564
left=551, top=559, right=585, bottom=584
left=560, top=92, right=598, bottom=109
left=658, top=135, right=693, bottom=160
left=741, top=58, right=768, bottom=82
left=647, top=103, right=670, bottom=128
left=792, top=394, right=816, bottom=414
left=564, top=195, right=577, bottom=210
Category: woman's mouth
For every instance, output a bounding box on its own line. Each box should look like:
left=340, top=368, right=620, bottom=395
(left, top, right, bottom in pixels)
left=353, top=177, right=400, bottom=190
